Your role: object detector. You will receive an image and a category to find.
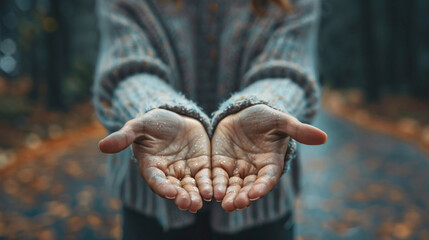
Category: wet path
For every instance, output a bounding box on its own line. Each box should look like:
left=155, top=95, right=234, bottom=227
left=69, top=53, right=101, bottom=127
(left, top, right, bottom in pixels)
left=1, top=111, right=428, bottom=239
left=297, top=112, right=429, bottom=239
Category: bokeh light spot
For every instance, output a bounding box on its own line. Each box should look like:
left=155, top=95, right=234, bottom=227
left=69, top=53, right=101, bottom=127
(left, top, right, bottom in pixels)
left=0, top=56, right=17, bottom=74
left=0, top=38, right=17, bottom=56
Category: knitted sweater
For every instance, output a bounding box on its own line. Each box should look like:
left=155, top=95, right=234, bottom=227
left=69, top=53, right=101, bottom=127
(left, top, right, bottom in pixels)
left=93, top=0, right=320, bottom=233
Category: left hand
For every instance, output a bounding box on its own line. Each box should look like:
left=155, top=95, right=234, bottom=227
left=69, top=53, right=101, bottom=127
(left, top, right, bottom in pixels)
left=98, top=109, right=212, bottom=213
left=211, top=104, right=327, bottom=212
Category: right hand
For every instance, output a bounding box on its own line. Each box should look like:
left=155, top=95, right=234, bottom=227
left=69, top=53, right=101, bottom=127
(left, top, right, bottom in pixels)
left=211, top=104, right=327, bottom=211
left=98, top=109, right=212, bottom=213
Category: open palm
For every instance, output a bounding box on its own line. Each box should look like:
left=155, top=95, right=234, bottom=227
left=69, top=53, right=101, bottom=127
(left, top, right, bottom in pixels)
left=212, top=104, right=327, bottom=212
left=99, top=109, right=212, bottom=213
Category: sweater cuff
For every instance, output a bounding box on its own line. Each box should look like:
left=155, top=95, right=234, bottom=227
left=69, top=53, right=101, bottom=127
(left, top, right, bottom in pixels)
left=211, top=79, right=306, bottom=131
left=111, top=73, right=211, bottom=133
left=211, top=78, right=306, bottom=171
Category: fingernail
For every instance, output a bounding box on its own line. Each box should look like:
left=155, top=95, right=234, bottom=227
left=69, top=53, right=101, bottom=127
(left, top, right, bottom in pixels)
left=189, top=210, right=197, bottom=214
left=178, top=207, right=187, bottom=211
left=249, top=197, right=260, bottom=201
left=166, top=196, right=176, bottom=200
left=204, top=198, right=212, bottom=202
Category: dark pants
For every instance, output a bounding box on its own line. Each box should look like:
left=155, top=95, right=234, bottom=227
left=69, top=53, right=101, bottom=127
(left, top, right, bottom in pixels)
left=122, top=207, right=294, bottom=240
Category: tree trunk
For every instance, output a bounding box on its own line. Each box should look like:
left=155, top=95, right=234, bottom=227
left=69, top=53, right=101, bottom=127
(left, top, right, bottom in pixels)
left=46, top=0, right=66, bottom=110
left=386, top=0, right=398, bottom=93
left=404, top=0, right=417, bottom=95
left=360, top=0, right=380, bottom=101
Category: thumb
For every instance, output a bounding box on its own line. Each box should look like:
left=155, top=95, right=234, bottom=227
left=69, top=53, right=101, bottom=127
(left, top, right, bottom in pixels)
left=98, top=124, right=138, bottom=154
left=280, top=114, right=327, bottom=145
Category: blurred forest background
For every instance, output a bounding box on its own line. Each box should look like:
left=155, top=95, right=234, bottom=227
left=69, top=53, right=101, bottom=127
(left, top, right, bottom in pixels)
left=1, top=0, right=429, bottom=239
left=0, top=0, right=428, bottom=154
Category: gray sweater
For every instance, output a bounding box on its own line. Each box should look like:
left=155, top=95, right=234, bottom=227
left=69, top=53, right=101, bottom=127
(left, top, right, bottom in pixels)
left=93, top=0, right=320, bottom=233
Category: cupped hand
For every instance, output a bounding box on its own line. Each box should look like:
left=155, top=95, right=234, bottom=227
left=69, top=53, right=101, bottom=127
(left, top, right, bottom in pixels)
left=99, top=109, right=212, bottom=213
left=211, top=104, right=327, bottom=212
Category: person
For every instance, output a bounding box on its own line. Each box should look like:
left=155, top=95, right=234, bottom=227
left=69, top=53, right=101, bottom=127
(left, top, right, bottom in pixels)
left=93, top=0, right=327, bottom=239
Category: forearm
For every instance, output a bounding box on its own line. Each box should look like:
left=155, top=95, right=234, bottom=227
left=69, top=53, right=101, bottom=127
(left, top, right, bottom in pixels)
left=230, top=0, right=321, bottom=125
left=93, top=0, right=209, bottom=132
left=95, top=73, right=210, bottom=133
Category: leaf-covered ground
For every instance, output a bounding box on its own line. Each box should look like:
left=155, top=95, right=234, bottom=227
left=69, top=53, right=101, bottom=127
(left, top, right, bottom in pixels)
left=0, top=111, right=428, bottom=240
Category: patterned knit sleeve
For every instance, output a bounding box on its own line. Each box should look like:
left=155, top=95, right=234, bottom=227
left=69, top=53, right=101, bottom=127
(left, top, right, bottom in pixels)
left=92, top=0, right=210, bottom=133
left=211, top=0, right=321, bottom=171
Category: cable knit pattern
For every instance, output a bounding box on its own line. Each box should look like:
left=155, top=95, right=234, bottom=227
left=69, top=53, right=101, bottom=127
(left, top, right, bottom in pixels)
left=113, top=74, right=211, bottom=132
left=93, top=0, right=321, bottom=233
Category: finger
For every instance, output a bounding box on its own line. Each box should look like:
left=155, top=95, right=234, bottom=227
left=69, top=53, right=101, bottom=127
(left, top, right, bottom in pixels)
left=280, top=114, right=327, bottom=145
left=212, top=167, right=229, bottom=202
left=212, top=154, right=235, bottom=202
left=98, top=119, right=142, bottom=153
left=248, top=165, right=281, bottom=201
left=174, top=187, right=192, bottom=211
left=167, top=176, right=191, bottom=211
left=142, top=167, right=177, bottom=199
left=221, top=176, right=243, bottom=212
left=234, top=175, right=257, bottom=210
left=181, top=176, right=203, bottom=213
left=195, top=168, right=213, bottom=201
left=187, top=156, right=212, bottom=201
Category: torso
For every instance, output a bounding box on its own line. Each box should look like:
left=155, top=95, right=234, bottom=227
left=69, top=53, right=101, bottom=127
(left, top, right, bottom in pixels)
left=148, top=0, right=285, bottom=113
